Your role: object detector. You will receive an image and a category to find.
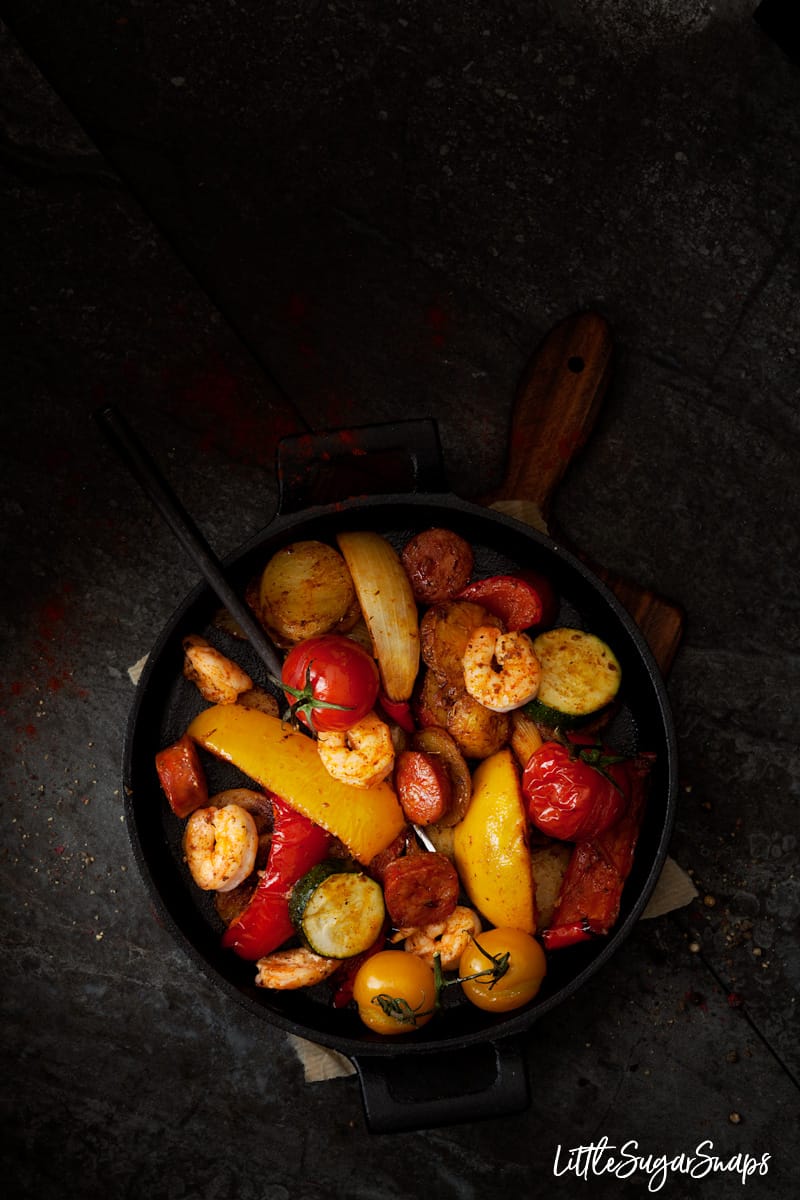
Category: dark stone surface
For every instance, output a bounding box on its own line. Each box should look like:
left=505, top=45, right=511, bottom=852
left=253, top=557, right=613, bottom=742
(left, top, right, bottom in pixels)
left=2, top=2, right=798, bottom=1196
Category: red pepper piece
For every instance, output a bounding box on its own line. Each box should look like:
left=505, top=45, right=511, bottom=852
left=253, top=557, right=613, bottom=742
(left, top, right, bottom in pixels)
left=155, top=734, right=209, bottom=818
left=540, top=920, right=594, bottom=951
left=457, top=571, right=557, bottom=631
left=541, top=753, right=655, bottom=951
left=221, top=794, right=330, bottom=961
left=378, top=693, right=416, bottom=733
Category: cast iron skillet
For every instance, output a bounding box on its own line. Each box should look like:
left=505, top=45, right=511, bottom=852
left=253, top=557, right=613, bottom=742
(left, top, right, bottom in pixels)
left=118, top=315, right=680, bottom=1133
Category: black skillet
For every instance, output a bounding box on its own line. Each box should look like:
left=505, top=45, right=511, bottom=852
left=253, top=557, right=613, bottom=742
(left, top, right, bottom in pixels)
left=111, top=313, right=681, bottom=1133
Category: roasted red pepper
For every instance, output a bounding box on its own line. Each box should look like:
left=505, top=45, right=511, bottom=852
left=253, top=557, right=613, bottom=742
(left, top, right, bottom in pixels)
left=457, top=570, right=557, bottom=631
left=523, top=740, right=630, bottom=841
left=541, top=752, right=655, bottom=950
left=378, top=693, right=416, bottom=733
left=221, top=794, right=330, bottom=960
left=155, top=734, right=208, bottom=818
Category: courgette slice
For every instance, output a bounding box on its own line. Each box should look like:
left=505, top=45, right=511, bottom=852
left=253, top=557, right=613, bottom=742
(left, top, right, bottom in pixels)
left=525, top=628, right=621, bottom=728
left=288, top=860, right=386, bottom=959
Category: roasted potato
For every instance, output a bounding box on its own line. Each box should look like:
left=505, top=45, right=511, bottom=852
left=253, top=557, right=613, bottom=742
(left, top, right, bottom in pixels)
left=530, top=842, right=571, bottom=929
left=422, top=824, right=456, bottom=861
left=420, top=600, right=501, bottom=686
left=415, top=666, right=509, bottom=760
left=258, top=540, right=358, bottom=646
left=414, top=666, right=454, bottom=728
left=445, top=690, right=510, bottom=760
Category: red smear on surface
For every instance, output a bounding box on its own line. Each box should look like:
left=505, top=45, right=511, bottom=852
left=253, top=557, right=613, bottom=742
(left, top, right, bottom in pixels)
left=4, top=584, right=88, bottom=727
left=333, top=429, right=366, bottom=454
left=286, top=292, right=310, bottom=322
left=683, top=989, right=708, bottom=1013
left=167, top=356, right=298, bottom=468
left=40, top=598, right=66, bottom=632
left=281, top=293, right=316, bottom=360
left=727, top=992, right=744, bottom=1008
left=426, top=303, right=449, bottom=349
left=45, top=448, right=72, bottom=474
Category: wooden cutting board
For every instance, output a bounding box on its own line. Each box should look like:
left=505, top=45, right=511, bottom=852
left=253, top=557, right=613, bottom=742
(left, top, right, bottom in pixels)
left=483, top=312, right=684, bottom=677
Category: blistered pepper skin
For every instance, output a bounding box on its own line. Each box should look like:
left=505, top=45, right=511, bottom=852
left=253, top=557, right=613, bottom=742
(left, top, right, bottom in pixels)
left=221, top=795, right=330, bottom=961
left=542, top=753, right=655, bottom=950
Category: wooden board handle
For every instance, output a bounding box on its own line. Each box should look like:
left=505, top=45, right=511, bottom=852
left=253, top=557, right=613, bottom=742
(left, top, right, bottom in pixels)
left=484, top=312, right=685, bottom=676
left=486, top=312, right=613, bottom=522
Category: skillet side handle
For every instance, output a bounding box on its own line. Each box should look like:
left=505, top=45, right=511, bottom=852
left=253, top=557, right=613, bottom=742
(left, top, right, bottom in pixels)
left=353, top=1037, right=529, bottom=1134
left=276, top=418, right=447, bottom=515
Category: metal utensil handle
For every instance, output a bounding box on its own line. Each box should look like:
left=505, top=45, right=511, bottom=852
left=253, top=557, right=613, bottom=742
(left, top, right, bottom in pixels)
left=93, top=404, right=285, bottom=682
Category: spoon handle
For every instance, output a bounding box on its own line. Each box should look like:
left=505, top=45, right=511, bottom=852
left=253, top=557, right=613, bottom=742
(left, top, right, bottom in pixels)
left=94, top=404, right=284, bottom=682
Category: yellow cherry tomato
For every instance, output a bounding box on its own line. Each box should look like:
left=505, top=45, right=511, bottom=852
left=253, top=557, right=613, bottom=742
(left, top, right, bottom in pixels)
left=458, top=927, right=546, bottom=1013
left=352, top=950, right=437, bottom=1035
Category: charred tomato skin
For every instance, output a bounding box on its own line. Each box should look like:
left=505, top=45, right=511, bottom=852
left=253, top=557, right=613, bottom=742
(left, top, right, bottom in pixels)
left=522, top=741, right=628, bottom=841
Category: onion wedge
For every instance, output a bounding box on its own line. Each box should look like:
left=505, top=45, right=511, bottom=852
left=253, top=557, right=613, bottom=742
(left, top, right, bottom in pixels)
left=336, top=531, right=420, bottom=702
left=509, top=708, right=544, bottom=769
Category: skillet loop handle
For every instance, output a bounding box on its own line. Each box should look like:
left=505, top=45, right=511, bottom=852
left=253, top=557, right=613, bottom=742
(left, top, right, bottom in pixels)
left=276, top=419, right=447, bottom=515
left=353, top=1037, right=529, bottom=1134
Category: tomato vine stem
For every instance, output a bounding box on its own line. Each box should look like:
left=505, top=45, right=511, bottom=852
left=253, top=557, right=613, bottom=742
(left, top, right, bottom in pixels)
left=433, top=934, right=512, bottom=996
left=281, top=662, right=355, bottom=730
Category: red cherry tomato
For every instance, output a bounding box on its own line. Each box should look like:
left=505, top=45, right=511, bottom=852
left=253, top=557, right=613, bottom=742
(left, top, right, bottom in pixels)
left=281, top=634, right=380, bottom=733
left=522, top=741, right=629, bottom=841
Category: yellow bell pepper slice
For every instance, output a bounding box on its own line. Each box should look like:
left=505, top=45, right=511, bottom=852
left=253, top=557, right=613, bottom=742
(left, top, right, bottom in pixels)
left=453, top=747, right=537, bottom=934
left=186, top=705, right=405, bottom=865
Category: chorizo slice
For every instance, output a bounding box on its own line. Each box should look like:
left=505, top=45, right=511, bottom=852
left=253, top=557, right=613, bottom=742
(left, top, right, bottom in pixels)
left=382, top=852, right=460, bottom=928
left=411, top=726, right=472, bottom=826
left=395, top=750, right=452, bottom=826
left=368, top=827, right=414, bottom=885
left=401, top=528, right=474, bottom=604
left=155, top=735, right=208, bottom=818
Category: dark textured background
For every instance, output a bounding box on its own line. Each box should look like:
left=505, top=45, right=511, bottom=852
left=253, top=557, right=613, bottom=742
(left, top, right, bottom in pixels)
left=2, top=2, right=798, bottom=1196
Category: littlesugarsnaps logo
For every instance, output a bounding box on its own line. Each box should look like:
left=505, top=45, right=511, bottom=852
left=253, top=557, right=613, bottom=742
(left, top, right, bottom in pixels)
left=552, top=1137, right=770, bottom=1192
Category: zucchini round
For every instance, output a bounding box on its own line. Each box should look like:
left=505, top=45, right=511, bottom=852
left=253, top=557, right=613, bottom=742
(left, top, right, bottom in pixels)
left=289, top=860, right=386, bottom=959
left=526, top=628, right=621, bottom=728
